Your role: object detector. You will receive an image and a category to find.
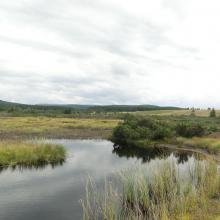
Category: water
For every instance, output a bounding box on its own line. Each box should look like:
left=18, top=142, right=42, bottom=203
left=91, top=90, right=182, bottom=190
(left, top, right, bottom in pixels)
left=0, top=139, right=202, bottom=220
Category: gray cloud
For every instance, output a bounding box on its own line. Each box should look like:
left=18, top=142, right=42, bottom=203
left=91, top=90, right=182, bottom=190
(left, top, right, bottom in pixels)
left=0, top=35, right=89, bottom=59
left=0, top=0, right=215, bottom=107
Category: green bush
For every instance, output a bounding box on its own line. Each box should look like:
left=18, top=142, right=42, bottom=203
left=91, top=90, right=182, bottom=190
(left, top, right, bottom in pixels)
left=175, top=123, right=205, bottom=137
left=152, top=126, right=172, bottom=140
left=209, top=108, right=216, bottom=118
left=112, top=116, right=173, bottom=146
left=63, top=109, right=72, bottom=114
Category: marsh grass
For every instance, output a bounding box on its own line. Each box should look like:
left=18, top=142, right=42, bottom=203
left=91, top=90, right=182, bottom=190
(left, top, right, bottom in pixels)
left=0, top=117, right=120, bottom=139
left=81, top=161, right=220, bottom=220
left=0, top=140, right=66, bottom=167
left=177, top=137, right=220, bottom=154
left=132, top=109, right=220, bottom=117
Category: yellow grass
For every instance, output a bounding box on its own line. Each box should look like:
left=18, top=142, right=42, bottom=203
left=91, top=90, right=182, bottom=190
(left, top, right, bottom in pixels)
left=177, top=137, right=220, bottom=154
left=0, top=117, right=120, bottom=138
left=132, top=109, right=220, bottom=117
left=0, top=140, right=66, bottom=167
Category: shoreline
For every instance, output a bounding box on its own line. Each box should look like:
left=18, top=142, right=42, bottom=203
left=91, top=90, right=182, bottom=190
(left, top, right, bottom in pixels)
left=0, top=128, right=112, bottom=140
left=1, top=129, right=220, bottom=162
left=157, top=143, right=220, bottom=163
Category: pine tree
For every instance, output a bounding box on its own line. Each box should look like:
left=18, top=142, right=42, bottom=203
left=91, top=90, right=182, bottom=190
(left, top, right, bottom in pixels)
left=209, top=108, right=216, bottom=118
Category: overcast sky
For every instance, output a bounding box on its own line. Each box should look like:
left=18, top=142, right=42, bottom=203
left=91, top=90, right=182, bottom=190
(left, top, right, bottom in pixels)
left=0, top=0, right=220, bottom=107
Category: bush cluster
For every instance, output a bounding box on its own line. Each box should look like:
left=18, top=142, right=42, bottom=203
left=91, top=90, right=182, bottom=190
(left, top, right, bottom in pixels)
left=111, top=115, right=206, bottom=146
left=175, top=123, right=205, bottom=138
left=111, top=115, right=172, bottom=145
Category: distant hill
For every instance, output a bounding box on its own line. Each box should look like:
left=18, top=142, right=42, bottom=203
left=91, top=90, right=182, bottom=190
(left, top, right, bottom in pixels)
left=0, top=100, right=182, bottom=112
left=0, top=100, right=27, bottom=108
left=39, top=104, right=95, bottom=110
left=88, top=105, right=182, bottom=112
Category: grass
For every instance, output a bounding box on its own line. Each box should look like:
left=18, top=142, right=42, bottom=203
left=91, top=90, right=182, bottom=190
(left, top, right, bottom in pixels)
left=0, top=111, right=219, bottom=139
left=0, top=117, right=120, bottom=139
left=0, top=140, right=66, bottom=167
left=81, top=160, right=220, bottom=220
left=132, top=109, right=220, bottom=117
left=176, top=137, right=220, bottom=154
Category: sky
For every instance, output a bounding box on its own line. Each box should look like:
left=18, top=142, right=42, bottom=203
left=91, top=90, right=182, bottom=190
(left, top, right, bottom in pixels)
left=0, top=0, right=220, bottom=107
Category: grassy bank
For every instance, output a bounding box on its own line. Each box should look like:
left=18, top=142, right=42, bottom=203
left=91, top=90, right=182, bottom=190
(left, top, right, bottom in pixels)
left=0, top=117, right=120, bottom=139
left=81, top=161, right=220, bottom=220
left=176, top=137, right=220, bottom=154
left=0, top=141, right=66, bottom=167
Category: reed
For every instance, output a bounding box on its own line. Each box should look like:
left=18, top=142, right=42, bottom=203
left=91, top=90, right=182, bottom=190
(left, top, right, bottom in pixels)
left=81, top=161, right=220, bottom=220
left=0, top=140, right=66, bottom=167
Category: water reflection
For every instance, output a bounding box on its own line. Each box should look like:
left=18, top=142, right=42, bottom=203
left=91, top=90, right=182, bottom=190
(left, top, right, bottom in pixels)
left=113, top=145, right=203, bottom=164
left=0, top=160, right=65, bottom=173
left=0, top=139, right=206, bottom=220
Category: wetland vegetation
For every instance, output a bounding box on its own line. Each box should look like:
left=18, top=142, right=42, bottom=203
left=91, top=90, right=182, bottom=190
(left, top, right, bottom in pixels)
left=111, top=114, right=220, bottom=157
left=1, top=100, right=220, bottom=219
left=0, top=117, right=119, bottom=139
left=82, top=160, right=220, bottom=220
left=0, top=140, right=66, bottom=168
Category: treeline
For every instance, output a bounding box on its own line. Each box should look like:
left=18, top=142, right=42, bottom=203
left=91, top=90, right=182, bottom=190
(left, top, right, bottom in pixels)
left=89, top=105, right=182, bottom=112
left=0, top=100, right=182, bottom=117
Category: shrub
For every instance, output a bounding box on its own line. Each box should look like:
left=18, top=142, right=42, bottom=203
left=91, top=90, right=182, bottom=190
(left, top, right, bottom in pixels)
left=112, top=124, right=138, bottom=145
left=137, top=118, right=156, bottom=129
left=112, top=117, right=173, bottom=145
left=152, top=126, right=172, bottom=140
left=210, top=108, right=216, bottom=118
left=63, top=109, right=72, bottom=114
left=175, top=123, right=205, bottom=138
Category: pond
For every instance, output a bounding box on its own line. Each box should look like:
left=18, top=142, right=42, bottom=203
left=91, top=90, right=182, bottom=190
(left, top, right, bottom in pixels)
left=0, top=139, right=203, bottom=220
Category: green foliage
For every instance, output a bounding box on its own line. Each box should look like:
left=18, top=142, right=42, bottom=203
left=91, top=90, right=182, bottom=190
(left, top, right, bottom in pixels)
left=63, top=108, right=72, bottom=114
left=111, top=116, right=173, bottom=146
left=175, top=123, right=205, bottom=138
left=111, top=115, right=213, bottom=147
left=151, top=126, right=172, bottom=140
left=209, top=108, right=216, bottom=118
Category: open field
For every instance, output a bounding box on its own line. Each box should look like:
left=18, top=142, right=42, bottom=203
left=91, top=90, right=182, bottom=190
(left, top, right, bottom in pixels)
left=1, top=109, right=220, bottom=139
left=132, top=109, right=220, bottom=117
left=0, top=117, right=120, bottom=139
left=0, top=140, right=66, bottom=167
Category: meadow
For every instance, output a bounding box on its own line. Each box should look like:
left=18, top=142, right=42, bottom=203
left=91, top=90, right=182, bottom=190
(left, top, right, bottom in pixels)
left=132, top=109, right=220, bottom=117
left=0, top=109, right=219, bottom=139
left=0, top=117, right=120, bottom=139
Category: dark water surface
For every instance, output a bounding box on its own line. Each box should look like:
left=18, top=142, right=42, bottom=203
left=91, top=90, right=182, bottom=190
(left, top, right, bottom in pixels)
left=0, top=140, right=201, bottom=220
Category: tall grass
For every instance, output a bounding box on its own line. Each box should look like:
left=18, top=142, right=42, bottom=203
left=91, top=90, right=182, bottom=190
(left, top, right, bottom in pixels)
left=81, top=161, right=220, bottom=220
left=177, top=137, right=220, bottom=154
left=0, top=117, right=119, bottom=139
left=0, top=140, right=66, bottom=167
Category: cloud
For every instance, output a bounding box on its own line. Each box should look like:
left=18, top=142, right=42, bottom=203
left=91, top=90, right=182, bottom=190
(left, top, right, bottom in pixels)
left=0, top=0, right=219, bottom=107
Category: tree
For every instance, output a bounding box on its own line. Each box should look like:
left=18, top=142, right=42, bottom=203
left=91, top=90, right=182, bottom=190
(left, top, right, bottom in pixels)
left=63, top=109, right=71, bottom=114
left=209, top=108, right=216, bottom=118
